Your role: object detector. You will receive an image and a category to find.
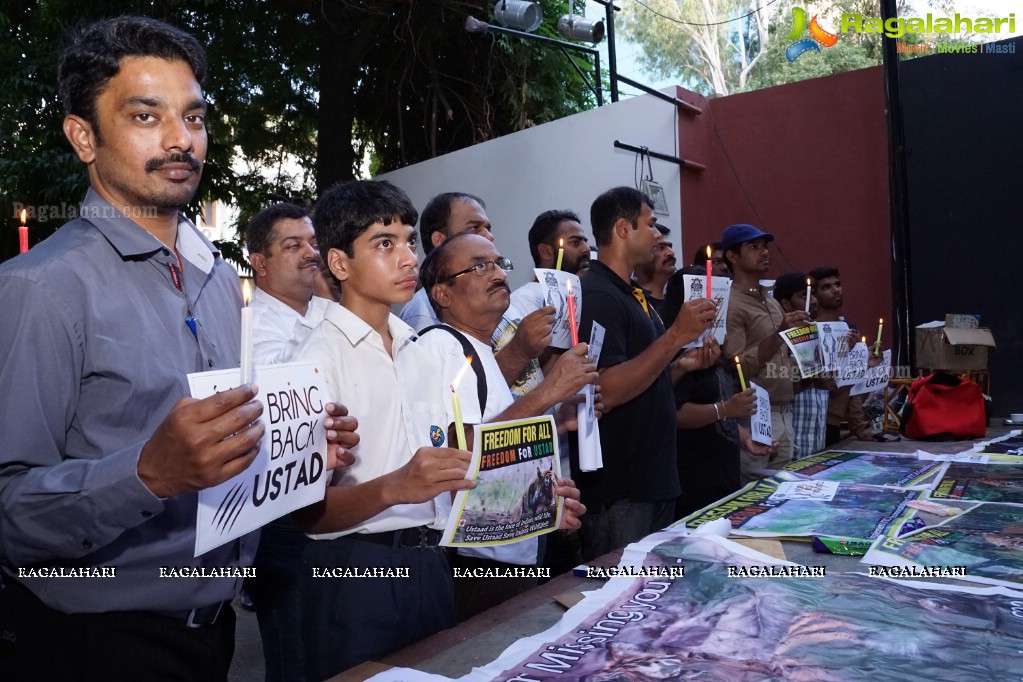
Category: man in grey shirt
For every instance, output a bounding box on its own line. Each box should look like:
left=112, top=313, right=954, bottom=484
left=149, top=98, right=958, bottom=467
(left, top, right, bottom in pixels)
left=0, top=16, right=355, bottom=681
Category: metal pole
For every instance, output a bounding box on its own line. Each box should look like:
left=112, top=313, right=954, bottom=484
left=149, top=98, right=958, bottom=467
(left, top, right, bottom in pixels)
left=880, top=0, right=913, bottom=369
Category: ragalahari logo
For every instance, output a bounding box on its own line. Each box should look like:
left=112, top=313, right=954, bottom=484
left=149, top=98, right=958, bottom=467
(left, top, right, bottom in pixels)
left=785, top=7, right=839, bottom=62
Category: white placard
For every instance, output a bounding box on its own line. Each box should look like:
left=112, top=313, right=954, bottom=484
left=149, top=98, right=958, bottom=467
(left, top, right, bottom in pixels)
left=681, top=275, right=731, bottom=349
left=750, top=382, right=773, bottom=446
left=850, top=349, right=891, bottom=396
left=533, top=268, right=581, bottom=350
left=816, top=321, right=850, bottom=374
left=835, top=341, right=870, bottom=387
left=189, top=362, right=330, bottom=556
left=768, top=479, right=840, bottom=502
left=578, top=322, right=605, bottom=472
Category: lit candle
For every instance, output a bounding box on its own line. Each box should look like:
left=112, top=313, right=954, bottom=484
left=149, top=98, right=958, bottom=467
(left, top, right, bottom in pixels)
left=450, top=356, right=473, bottom=450
left=705, top=245, right=713, bottom=299
left=804, top=278, right=812, bottom=314
left=240, top=279, right=253, bottom=386
left=734, top=355, right=747, bottom=391
left=555, top=238, right=564, bottom=271
left=566, top=279, right=579, bottom=346
left=18, top=209, right=28, bottom=254
left=874, top=318, right=883, bottom=357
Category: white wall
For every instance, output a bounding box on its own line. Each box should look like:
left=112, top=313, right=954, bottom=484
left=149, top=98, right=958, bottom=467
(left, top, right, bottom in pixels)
left=376, top=91, right=682, bottom=289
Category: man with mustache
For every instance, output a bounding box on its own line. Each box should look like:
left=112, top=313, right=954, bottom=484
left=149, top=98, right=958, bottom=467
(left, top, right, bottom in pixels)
left=633, top=223, right=677, bottom=318
left=722, top=224, right=808, bottom=481
left=247, top=202, right=332, bottom=365
left=419, top=232, right=597, bottom=618
left=244, top=202, right=336, bottom=682
left=0, top=17, right=358, bottom=680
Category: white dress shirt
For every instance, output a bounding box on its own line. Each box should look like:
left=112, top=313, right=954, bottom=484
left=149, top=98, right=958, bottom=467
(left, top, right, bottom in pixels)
left=250, top=287, right=330, bottom=365
left=294, top=303, right=450, bottom=540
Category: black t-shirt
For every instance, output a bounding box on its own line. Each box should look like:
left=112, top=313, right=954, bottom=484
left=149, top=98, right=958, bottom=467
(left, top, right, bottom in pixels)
left=573, top=260, right=680, bottom=509
left=673, top=362, right=741, bottom=518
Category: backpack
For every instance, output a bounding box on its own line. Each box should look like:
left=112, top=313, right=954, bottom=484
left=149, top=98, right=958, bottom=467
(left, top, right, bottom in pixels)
left=418, top=324, right=488, bottom=414
left=900, top=372, right=986, bottom=441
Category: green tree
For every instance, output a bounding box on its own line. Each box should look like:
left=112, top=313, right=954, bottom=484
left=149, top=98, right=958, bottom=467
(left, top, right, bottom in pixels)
left=0, top=0, right=595, bottom=264
left=618, top=0, right=772, bottom=96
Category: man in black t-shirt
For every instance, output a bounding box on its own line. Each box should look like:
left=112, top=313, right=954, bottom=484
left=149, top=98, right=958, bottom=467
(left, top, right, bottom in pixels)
left=574, top=188, right=712, bottom=560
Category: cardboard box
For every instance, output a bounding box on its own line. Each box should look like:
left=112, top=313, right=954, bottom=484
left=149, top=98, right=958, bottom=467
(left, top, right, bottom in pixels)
left=915, top=315, right=995, bottom=371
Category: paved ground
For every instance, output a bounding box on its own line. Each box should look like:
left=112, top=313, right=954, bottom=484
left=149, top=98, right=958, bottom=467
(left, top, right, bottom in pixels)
left=229, top=597, right=265, bottom=681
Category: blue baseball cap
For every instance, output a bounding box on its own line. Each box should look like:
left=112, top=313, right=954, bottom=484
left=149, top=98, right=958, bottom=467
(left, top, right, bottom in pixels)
left=721, top=224, right=774, bottom=252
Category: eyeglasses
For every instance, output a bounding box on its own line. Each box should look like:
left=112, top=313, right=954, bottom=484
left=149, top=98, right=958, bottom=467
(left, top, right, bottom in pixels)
left=443, top=258, right=514, bottom=283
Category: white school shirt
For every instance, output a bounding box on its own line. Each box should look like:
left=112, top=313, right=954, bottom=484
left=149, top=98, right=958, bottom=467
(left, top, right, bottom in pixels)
left=294, top=303, right=450, bottom=540
left=417, top=327, right=540, bottom=565
left=250, top=287, right=330, bottom=364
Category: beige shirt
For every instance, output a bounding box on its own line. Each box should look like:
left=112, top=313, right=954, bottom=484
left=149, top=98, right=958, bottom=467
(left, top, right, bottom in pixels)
left=724, top=282, right=796, bottom=405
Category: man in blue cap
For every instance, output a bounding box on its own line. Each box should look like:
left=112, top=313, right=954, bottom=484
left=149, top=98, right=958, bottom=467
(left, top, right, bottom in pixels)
left=721, top=224, right=809, bottom=481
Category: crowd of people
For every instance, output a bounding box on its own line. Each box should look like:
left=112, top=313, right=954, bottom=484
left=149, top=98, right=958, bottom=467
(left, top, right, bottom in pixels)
left=0, top=15, right=884, bottom=682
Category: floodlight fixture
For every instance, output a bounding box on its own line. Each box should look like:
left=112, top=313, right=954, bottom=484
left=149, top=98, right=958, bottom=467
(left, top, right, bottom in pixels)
left=556, top=14, right=605, bottom=43
left=493, top=0, right=543, bottom=32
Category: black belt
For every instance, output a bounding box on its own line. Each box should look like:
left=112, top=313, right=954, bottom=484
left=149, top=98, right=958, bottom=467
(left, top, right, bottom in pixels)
left=153, top=600, right=229, bottom=629
left=356, top=526, right=441, bottom=549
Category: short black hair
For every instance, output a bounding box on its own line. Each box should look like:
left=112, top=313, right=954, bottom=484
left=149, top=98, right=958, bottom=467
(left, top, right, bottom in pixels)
left=245, top=203, right=310, bottom=255
left=313, top=180, right=418, bottom=286
left=589, top=187, right=654, bottom=247
left=655, top=223, right=670, bottom=236
left=58, top=16, right=207, bottom=143
left=527, top=209, right=581, bottom=266
left=691, top=241, right=722, bottom=266
left=773, top=272, right=808, bottom=303
left=419, top=192, right=486, bottom=255
left=809, top=266, right=840, bottom=288
left=419, top=232, right=478, bottom=317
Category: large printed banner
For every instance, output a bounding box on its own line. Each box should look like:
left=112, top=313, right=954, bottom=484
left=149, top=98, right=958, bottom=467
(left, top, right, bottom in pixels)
left=781, top=450, right=943, bottom=488
left=929, top=461, right=1023, bottom=505
left=675, top=477, right=921, bottom=542
left=443, top=533, right=1023, bottom=681
left=442, top=416, right=562, bottom=547
left=862, top=502, right=1023, bottom=590
left=188, top=362, right=330, bottom=556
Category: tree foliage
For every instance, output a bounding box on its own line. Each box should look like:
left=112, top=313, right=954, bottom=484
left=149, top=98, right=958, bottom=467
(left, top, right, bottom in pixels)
left=1, top=0, right=595, bottom=264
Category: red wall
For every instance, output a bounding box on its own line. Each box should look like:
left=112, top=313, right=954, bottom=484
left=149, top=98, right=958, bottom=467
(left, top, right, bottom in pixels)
left=673, top=67, right=892, bottom=345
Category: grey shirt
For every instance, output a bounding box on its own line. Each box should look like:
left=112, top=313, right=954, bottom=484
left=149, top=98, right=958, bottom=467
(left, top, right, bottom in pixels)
left=0, top=190, right=256, bottom=613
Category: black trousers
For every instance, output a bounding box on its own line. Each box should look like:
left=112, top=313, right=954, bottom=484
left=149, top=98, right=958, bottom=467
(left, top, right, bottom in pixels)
left=0, top=579, right=235, bottom=682
left=300, top=534, right=455, bottom=681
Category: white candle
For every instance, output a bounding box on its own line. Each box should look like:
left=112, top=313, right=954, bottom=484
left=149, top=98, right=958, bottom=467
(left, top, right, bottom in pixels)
left=450, top=356, right=473, bottom=450
left=240, top=279, right=253, bottom=386
left=804, top=278, right=812, bottom=314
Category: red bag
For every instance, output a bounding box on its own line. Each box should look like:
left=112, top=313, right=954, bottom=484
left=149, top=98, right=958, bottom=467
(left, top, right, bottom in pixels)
left=900, top=372, right=986, bottom=441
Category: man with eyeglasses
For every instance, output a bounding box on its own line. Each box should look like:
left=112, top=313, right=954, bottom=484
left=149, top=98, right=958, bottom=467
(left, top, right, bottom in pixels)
left=400, top=192, right=555, bottom=396
left=418, top=232, right=598, bottom=619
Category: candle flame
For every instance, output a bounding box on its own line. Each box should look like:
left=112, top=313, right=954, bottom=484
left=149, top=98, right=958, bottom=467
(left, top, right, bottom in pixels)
left=733, top=355, right=740, bottom=365
left=450, top=356, right=473, bottom=392
left=19, top=209, right=27, bottom=224
left=879, top=318, right=883, bottom=324
left=706, top=245, right=712, bottom=258
left=862, top=336, right=867, bottom=344
left=806, top=278, right=811, bottom=286
left=242, top=279, right=252, bottom=305
left=566, top=279, right=573, bottom=295
left=559, top=238, right=564, bottom=248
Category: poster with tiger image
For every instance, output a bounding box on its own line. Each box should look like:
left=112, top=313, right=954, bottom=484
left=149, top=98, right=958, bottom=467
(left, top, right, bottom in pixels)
left=441, top=415, right=562, bottom=548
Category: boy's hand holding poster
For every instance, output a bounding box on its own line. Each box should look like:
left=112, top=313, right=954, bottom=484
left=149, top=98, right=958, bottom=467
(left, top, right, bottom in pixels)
left=188, top=362, right=330, bottom=556
left=442, top=415, right=562, bottom=547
